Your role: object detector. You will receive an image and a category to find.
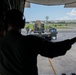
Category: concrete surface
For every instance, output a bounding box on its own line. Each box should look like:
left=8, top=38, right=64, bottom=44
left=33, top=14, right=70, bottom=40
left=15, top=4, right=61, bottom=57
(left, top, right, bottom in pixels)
left=37, top=44, right=76, bottom=75
left=37, top=28, right=76, bottom=75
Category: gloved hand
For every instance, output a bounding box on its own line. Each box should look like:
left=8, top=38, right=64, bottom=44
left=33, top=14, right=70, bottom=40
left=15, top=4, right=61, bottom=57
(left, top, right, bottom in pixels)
left=70, top=37, right=76, bottom=44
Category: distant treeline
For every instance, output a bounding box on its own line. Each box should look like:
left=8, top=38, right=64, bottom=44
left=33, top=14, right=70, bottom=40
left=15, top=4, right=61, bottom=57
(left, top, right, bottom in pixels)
left=26, top=20, right=76, bottom=24
left=47, top=21, right=76, bottom=24
left=54, top=22, right=76, bottom=24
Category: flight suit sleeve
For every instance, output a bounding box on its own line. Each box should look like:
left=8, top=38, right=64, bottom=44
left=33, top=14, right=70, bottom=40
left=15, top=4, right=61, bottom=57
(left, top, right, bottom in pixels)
left=30, top=35, right=72, bottom=58
left=38, top=38, right=71, bottom=58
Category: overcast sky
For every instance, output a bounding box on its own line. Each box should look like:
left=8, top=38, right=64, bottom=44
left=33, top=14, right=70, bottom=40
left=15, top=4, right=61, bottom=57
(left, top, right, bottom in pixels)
left=24, top=3, right=76, bottom=21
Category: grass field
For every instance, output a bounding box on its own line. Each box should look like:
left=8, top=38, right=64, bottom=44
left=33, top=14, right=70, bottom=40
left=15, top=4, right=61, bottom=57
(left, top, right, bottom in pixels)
left=24, top=23, right=76, bottom=30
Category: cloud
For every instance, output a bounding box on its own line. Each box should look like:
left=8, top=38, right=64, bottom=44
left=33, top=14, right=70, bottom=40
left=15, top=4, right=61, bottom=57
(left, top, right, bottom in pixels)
left=67, top=8, right=76, bottom=16
left=56, top=9, right=76, bottom=20
left=56, top=16, right=69, bottom=20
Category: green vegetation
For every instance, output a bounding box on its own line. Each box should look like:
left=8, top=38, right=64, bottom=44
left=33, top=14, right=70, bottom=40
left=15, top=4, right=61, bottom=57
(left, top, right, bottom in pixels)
left=24, top=24, right=34, bottom=30
left=24, top=23, right=76, bottom=30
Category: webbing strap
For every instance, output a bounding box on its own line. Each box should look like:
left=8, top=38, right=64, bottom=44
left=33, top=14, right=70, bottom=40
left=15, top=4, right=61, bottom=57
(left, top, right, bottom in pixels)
left=48, top=58, right=57, bottom=75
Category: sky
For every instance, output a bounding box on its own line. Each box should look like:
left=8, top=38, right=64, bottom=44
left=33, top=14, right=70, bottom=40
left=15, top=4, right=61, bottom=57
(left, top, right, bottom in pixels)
left=24, top=3, right=76, bottom=21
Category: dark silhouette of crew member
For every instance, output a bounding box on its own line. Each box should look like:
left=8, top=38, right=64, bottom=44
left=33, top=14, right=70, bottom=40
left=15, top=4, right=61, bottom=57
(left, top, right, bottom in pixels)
left=0, top=9, right=76, bottom=75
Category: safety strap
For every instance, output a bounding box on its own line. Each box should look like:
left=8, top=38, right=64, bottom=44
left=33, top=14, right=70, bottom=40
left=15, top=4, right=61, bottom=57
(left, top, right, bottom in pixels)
left=48, top=58, right=57, bottom=75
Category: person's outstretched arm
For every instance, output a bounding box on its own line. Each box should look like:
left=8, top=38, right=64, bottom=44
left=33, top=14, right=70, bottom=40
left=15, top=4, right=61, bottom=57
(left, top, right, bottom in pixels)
left=27, top=35, right=76, bottom=58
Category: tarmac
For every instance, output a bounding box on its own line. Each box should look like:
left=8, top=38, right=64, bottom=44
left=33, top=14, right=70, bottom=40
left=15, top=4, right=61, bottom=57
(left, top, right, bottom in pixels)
left=37, top=28, right=76, bottom=75
left=37, top=44, right=76, bottom=75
